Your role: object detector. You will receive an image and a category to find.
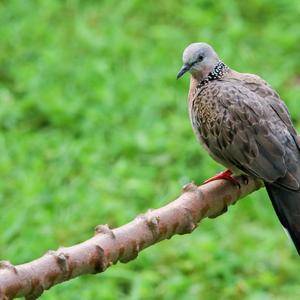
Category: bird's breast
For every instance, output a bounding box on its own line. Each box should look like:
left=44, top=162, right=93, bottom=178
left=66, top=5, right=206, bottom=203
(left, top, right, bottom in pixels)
left=189, top=87, right=220, bottom=133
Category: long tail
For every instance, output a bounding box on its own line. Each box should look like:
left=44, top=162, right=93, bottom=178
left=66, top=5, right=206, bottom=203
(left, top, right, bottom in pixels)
left=265, top=182, right=300, bottom=255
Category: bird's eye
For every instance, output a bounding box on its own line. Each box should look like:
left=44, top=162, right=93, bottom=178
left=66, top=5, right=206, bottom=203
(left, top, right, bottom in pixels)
left=198, top=55, right=204, bottom=61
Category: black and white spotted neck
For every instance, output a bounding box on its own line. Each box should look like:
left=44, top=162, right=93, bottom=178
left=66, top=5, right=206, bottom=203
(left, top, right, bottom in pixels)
left=197, top=61, right=229, bottom=89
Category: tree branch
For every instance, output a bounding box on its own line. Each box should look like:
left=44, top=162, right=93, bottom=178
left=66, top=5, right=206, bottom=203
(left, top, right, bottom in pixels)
left=0, top=176, right=262, bottom=299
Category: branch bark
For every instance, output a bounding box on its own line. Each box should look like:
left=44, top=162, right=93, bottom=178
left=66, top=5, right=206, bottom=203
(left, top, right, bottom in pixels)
left=0, top=176, right=262, bottom=299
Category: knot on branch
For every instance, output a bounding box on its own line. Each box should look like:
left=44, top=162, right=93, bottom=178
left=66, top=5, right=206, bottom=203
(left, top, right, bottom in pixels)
left=0, top=261, right=17, bottom=274
left=119, top=240, right=140, bottom=263
left=208, top=194, right=232, bottom=218
left=25, top=278, right=44, bottom=300
left=180, top=207, right=198, bottom=234
left=182, top=182, right=203, bottom=204
left=92, top=245, right=112, bottom=273
left=146, top=216, right=160, bottom=238
left=95, top=224, right=115, bottom=239
left=135, top=214, right=161, bottom=240
left=47, top=250, right=71, bottom=280
left=182, top=182, right=198, bottom=193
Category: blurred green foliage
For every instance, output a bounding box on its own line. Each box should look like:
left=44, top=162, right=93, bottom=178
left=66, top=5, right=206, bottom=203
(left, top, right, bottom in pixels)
left=1, top=0, right=300, bottom=299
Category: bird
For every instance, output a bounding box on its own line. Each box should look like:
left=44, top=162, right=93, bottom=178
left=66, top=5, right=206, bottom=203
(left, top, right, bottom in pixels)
left=177, top=42, right=300, bottom=255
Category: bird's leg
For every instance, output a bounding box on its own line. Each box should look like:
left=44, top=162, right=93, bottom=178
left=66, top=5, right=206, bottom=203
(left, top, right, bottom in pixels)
left=204, top=169, right=240, bottom=187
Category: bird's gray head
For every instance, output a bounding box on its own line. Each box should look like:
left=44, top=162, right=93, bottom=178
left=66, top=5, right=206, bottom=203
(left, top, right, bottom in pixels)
left=177, top=42, right=220, bottom=80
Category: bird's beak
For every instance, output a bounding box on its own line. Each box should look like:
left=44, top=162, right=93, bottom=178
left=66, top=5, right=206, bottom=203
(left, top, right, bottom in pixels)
left=176, top=64, right=191, bottom=80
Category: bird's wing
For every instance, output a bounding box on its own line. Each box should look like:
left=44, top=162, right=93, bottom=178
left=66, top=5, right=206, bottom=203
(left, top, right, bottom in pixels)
left=206, top=78, right=300, bottom=191
left=240, top=74, right=299, bottom=142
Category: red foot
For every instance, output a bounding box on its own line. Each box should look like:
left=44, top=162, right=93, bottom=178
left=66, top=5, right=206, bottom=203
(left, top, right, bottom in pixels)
left=204, top=170, right=240, bottom=187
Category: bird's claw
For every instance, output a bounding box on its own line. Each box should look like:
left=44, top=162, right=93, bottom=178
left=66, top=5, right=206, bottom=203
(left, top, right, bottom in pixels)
left=204, top=169, right=241, bottom=188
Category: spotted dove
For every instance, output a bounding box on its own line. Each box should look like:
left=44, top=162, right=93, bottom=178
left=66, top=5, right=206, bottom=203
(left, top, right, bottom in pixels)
left=177, top=42, right=300, bottom=255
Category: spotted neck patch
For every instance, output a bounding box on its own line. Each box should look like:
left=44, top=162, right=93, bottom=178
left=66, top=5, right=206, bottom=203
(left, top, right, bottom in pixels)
left=197, top=61, right=229, bottom=89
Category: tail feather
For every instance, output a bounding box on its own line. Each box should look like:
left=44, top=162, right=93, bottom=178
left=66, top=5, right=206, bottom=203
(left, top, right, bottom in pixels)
left=265, top=182, right=300, bottom=255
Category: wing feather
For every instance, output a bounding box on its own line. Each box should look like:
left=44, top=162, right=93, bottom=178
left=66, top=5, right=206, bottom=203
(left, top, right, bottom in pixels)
left=205, top=79, right=300, bottom=190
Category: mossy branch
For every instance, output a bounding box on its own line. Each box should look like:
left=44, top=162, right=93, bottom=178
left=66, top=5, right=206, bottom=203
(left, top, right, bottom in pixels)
left=0, top=176, right=262, bottom=299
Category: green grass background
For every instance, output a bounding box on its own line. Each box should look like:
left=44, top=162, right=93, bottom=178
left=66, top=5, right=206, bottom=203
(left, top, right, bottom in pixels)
left=1, top=0, right=300, bottom=299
